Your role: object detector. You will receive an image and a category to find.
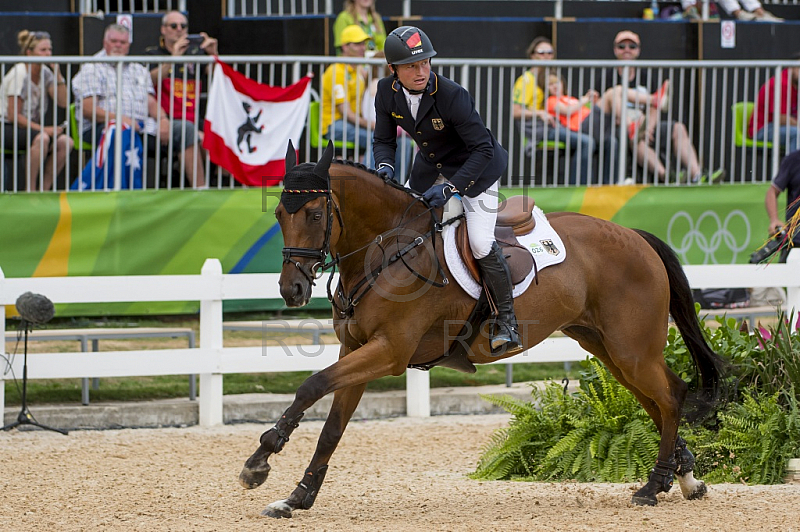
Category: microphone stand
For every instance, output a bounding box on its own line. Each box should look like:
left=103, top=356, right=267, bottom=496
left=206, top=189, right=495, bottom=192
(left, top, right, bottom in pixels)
left=2, top=320, right=68, bottom=435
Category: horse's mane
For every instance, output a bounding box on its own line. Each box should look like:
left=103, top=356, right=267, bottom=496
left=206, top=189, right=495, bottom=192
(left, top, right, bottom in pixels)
left=331, top=159, right=416, bottom=197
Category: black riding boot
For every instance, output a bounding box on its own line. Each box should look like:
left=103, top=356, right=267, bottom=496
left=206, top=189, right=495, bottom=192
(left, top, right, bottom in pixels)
left=476, top=242, right=522, bottom=356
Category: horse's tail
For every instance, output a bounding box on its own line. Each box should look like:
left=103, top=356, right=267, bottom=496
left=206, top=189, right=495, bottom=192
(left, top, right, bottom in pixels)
left=634, top=229, right=729, bottom=422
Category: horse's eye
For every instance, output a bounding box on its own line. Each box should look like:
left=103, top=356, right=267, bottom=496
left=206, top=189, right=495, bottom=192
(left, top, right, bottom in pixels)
left=312, top=212, right=323, bottom=222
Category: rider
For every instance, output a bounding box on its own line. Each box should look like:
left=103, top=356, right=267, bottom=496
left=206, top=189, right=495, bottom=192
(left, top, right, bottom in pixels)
left=372, top=26, right=521, bottom=355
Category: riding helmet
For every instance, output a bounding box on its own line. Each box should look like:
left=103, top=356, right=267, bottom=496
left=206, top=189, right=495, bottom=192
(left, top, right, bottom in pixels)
left=383, top=26, right=437, bottom=65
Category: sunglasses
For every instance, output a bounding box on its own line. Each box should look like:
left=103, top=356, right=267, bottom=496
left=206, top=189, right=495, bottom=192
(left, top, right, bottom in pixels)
left=33, top=31, right=51, bottom=40
left=534, top=49, right=554, bottom=55
left=616, top=42, right=639, bottom=50
left=166, top=23, right=188, bottom=30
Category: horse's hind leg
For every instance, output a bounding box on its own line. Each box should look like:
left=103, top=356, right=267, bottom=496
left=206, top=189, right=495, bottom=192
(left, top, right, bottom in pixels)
left=261, top=383, right=367, bottom=518
left=563, top=326, right=701, bottom=505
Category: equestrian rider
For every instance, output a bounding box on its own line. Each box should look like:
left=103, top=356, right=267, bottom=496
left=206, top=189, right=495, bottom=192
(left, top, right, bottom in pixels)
left=372, top=26, right=521, bottom=355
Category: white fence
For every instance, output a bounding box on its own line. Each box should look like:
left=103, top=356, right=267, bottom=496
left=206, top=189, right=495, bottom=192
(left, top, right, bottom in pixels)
left=2, top=250, right=798, bottom=424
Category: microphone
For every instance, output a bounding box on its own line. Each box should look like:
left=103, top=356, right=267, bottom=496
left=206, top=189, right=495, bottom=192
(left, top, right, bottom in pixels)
left=15, top=292, right=55, bottom=324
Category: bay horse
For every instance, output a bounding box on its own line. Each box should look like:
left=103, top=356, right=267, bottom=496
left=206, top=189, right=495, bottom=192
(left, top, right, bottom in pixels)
left=240, top=142, right=726, bottom=516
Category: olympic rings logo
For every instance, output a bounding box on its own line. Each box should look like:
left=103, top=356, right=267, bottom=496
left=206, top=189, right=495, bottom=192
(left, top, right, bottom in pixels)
left=667, top=210, right=751, bottom=264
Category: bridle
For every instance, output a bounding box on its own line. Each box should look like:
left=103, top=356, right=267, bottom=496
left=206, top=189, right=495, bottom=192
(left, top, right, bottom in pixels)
left=280, top=169, right=461, bottom=318
left=280, top=187, right=343, bottom=285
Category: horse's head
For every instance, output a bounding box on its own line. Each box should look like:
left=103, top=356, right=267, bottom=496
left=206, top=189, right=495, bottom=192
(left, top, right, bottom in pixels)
left=276, top=141, right=339, bottom=307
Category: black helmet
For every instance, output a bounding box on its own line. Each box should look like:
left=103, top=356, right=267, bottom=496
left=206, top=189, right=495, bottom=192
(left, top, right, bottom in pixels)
left=384, top=26, right=437, bottom=65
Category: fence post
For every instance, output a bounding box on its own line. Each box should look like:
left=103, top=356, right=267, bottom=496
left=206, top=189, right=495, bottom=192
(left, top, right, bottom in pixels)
left=0, top=266, right=5, bottom=418
left=199, top=258, right=224, bottom=426
left=786, top=249, right=800, bottom=316
left=406, top=368, right=430, bottom=417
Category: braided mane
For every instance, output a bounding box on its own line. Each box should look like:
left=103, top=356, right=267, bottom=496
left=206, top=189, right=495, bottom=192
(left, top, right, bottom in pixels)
left=331, top=158, right=416, bottom=196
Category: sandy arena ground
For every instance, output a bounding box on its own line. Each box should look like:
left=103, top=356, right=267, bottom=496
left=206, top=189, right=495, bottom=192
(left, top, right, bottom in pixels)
left=1, top=413, right=799, bottom=531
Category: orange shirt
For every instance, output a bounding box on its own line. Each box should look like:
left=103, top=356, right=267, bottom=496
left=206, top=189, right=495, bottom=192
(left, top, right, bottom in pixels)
left=546, top=95, right=591, bottom=132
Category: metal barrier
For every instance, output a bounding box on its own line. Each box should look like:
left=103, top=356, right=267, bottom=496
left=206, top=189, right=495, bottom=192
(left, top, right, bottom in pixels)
left=2, top=55, right=799, bottom=192
left=78, top=0, right=186, bottom=15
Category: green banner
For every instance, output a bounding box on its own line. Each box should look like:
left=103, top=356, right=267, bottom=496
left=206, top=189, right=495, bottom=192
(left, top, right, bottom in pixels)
left=0, top=184, right=779, bottom=316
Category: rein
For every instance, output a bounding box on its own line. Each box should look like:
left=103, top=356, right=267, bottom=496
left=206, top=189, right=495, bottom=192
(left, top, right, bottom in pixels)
left=281, top=178, right=461, bottom=319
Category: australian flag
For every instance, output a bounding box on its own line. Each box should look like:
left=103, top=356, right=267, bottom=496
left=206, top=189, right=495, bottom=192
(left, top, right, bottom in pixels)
left=71, top=122, right=143, bottom=191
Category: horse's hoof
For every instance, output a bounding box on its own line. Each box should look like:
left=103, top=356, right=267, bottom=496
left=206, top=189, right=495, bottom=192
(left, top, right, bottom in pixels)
left=686, top=481, right=707, bottom=500
left=262, top=500, right=293, bottom=519
left=239, top=466, right=270, bottom=489
left=630, top=493, right=658, bottom=506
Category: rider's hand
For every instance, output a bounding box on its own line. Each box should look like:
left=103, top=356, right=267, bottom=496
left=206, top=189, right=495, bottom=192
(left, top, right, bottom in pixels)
left=376, top=163, right=394, bottom=181
left=422, top=181, right=457, bottom=208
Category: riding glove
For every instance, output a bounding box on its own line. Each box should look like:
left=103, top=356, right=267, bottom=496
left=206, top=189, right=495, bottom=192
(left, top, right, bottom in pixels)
left=422, top=181, right=458, bottom=207
left=376, top=163, right=394, bottom=181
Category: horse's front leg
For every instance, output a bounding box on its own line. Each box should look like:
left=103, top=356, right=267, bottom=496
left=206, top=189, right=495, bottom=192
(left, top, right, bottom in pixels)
left=261, top=383, right=367, bottom=518
left=239, top=338, right=405, bottom=501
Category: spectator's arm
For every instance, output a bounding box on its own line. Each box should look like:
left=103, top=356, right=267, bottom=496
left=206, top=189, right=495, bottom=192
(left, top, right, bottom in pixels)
left=47, top=66, right=69, bottom=108
left=81, top=95, right=136, bottom=130
left=765, top=184, right=783, bottom=235
left=7, top=96, right=39, bottom=131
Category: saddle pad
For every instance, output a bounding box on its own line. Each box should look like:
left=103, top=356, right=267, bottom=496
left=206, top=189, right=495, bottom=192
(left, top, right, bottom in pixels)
left=443, top=206, right=567, bottom=300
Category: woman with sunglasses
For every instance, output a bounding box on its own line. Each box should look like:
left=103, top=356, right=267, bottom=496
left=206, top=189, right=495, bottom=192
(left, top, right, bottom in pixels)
left=512, top=37, right=595, bottom=185
left=0, top=30, right=73, bottom=191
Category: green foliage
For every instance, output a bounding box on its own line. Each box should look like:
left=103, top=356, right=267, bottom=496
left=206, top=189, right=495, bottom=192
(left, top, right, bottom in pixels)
left=472, top=360, right=659, bottom=482
left=699, top=391, right=800, bottom=484
left=475, top=309, right=800, bottom=485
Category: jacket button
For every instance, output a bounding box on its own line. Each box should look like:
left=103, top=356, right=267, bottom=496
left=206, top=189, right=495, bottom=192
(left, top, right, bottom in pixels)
left=429, top=153, right=435, bottom=158
left=422, top=142, right=428, bottom=147
left=436, top=163, right=442, bottom=169
left=417, top=131, right=422, bottom=135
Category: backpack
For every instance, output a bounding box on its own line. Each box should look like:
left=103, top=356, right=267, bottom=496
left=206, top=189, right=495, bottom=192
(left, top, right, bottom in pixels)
left=692, top=288, right=750, bottom=309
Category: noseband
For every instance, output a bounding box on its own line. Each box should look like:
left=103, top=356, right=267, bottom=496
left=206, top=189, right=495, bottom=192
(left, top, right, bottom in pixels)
left=281, top=188, right=343, bottom=284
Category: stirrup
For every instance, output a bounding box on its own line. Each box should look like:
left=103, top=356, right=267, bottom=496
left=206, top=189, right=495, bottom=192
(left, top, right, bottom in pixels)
left=490, top=322, right=522, bottom=356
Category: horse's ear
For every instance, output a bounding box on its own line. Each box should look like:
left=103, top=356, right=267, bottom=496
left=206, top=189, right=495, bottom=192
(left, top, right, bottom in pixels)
left=313, top=140, right=334, bottom=180
left=285, top=140, right=296, bottom=174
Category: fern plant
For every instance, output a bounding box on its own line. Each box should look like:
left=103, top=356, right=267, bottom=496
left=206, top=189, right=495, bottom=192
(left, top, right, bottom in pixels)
left=700, top=390, right=800, bottom=484
left=472, top=360, right=659, bottom=482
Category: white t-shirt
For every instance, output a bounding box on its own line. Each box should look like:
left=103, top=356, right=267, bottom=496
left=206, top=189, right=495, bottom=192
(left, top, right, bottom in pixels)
left=0, top=63, right=55, bottom=124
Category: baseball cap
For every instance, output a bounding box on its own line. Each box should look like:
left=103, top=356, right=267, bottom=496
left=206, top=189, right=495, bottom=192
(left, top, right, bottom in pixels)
left=614, top=30, right=640, bottom=46
left=340, top=25, right=371, bottom=46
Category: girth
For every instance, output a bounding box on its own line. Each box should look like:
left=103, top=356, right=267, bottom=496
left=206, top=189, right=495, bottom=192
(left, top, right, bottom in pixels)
left=456, top=195, right=536, bottom=284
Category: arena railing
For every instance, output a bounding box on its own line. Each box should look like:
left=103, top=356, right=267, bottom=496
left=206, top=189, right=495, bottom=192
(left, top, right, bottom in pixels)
left=78, top=0, right=186, bottom=15
left=1, top=252, right=798, bottom=424
left=221, top=1, right=799, bottom=20
left=1, top=55, right=798, bottom=193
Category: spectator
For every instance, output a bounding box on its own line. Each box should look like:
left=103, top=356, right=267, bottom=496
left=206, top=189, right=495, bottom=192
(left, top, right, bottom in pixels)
left=601, top=30, right=724, bottom=184
left=374, top=26, right=520, bottom=355
left=146, top=10, right=218, bottom=187
left=322, top=25, right=373, bottom=165
left=511, top=37, right=596, bottom=185
left=0, top=30, right=73, bottom=191
left=749, top=54, right=799, bottom=153
left=73, top=24, right=205, bottom=187
left=362, top=51, right=413, bottom=182
left=543, top=73, right=618, bottom=185
left=681, top=0, right=782, bottom=21
left=765, top=150, right=800, bottom=262
left=333, top=0, right=387, bottom=54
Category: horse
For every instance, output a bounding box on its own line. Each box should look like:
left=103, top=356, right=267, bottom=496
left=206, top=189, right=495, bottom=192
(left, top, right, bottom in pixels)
left=239, top=141, right=727, bottom=517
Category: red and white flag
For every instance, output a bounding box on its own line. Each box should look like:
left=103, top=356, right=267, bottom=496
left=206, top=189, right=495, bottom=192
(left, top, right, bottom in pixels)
left=203, top=59, right=311, bottom=186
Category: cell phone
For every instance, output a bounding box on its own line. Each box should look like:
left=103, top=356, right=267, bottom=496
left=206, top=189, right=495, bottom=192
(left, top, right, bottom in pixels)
left=187, top=34, right=204, bottom=47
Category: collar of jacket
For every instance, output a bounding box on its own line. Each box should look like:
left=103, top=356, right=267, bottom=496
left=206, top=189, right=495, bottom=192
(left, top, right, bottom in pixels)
left=391, top=72, right=438, bottom=96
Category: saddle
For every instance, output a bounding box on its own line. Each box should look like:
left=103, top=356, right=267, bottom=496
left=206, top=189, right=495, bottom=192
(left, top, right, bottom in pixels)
left=409, top=196, right=538, bottom=375
left=456, top=195, right=536, bottom=285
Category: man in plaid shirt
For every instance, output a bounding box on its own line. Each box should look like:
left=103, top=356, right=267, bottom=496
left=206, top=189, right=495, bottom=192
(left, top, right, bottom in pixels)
left=72, top=24, right=205, bottom=187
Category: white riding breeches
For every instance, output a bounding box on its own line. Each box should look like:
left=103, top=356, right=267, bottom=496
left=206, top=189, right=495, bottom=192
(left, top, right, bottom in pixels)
left=462, top=181, right=499, bottom=259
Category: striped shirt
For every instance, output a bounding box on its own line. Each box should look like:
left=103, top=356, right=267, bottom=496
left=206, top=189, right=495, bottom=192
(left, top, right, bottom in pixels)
left=72, top=50, right=155, bottom=133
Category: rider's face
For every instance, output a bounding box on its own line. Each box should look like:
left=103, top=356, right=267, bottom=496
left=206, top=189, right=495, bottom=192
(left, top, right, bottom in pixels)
left=391, top=58, right=431, bottom=92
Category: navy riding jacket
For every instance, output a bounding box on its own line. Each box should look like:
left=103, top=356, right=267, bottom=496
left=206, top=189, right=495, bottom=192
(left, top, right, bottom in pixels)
left=372, top=72, right=508, bottom=197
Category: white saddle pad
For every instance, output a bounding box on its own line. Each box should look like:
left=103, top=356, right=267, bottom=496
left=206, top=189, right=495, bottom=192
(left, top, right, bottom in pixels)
left=443, top=206, right=567, bottom=300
